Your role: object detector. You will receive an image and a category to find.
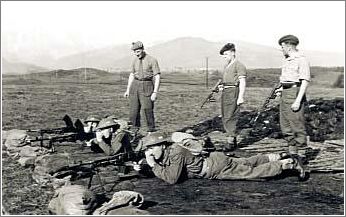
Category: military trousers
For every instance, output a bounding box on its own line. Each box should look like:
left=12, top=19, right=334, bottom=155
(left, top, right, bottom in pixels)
left=203, top=152, right=283, bottom=180
left=280, top=86, right=307, bottom=154
left=221, top=87, right=240, bottom=137
left=129, top=79, right=156, bottom=132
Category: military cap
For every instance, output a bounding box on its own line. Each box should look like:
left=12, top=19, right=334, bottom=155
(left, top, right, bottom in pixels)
left=131, top=41, right=144, bottom=50
left=96, top=117, right=118, bottom=130
left=141, top=132, right=169, bottom=149
left=220, top=43, right=236, bottom=55
left=278, top=35, right=299, bottom=46
left=84, top=115, right=101, bottom=124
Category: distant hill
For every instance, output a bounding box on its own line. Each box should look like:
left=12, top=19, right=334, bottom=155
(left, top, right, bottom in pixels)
left=2, top=58, right=48, bottom=75
left=2, top=37, right=344, bottom=73
left=52, top=37, right=344, bottom=70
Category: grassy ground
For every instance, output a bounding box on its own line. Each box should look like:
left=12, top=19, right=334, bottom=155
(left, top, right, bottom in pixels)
left=1, top=71, right=344, bottom=215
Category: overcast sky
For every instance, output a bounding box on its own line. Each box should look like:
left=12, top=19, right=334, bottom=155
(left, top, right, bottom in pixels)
left=2, top=1, right=345, bottom=59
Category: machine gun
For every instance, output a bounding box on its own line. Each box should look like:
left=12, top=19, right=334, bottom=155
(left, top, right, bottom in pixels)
left=26, top=114, right=76, bottom=135
left=250, top=83, right=282, bottom=126
left=52, top=151, right=145, bottom=192
left=200, top=79, right=222, bottom=108
left=26, top=131, right=95, bottom=152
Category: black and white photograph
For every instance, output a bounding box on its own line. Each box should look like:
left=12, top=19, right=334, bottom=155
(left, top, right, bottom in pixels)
left=1, top=1, right=345, bottom=215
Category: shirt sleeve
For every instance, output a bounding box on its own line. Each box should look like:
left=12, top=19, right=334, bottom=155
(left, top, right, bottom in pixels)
left=298, top=57, right=311, bottom=82
left=237, top=62, right=247, bottom=78
left=151, top=152, right=184, bottom=184
left=152, top=58, right=161, bottom=76
left=131, top=59, right=136, bottom=74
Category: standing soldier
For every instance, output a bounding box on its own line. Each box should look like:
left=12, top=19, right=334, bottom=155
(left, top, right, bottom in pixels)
left=275, top=35, right=311, bottom=158
left=219, top=43, right=247, bottom=152
left=124, top=41, right=161, bottom=134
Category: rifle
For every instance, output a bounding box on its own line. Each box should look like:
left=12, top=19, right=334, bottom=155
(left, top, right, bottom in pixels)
left=250, top=83, right=282, bottom=125
left=200, top=79, right=223, bottom=108
left=52, top=151, right=145, bottom=192
left=26, top=131, right=95, bottom=152
left=26, top=114, right=76, bottom=135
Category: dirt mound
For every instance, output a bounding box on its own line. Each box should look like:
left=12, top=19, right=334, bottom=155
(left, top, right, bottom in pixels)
left=180, top=98, right=344, bottom=143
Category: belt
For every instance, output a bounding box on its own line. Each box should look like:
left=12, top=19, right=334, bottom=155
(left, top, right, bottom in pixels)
left=223, top=85, right=237, bottom=89
left=281, top=82, right=301, bottom=89
left=134, top=77, right=152, bottom=81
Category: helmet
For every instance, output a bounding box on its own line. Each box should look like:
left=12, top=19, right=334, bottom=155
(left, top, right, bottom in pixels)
left=96, top=118, right=118, bottom=130
left=141, top=132, right=169, bottom=149
left=84, top=115, right=101, bottom=124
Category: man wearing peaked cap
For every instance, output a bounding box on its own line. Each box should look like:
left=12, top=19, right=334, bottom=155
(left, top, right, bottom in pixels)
left=133, top=131, right=307, bottom=184
left=278, top=35, right=299, bottom=46
left=88, top=117, right=133, bottom=155
left=274, top=34, right=311, bottom=160
left=218, top=43, right=247, bottom=153
left=124, top=41, right=161, bottom=134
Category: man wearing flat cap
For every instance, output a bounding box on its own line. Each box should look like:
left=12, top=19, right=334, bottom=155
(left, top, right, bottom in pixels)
left=124, top=41, right=161, bottom=135
left=218, top=43, right=247, bottom=152
left=274, top=35, right=311, bottom=158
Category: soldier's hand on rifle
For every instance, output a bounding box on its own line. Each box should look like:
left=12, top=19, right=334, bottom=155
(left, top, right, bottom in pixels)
left=217, top=84, right=224, bottom=92
left=96, top=131, right=103, bottom=142
left=274, top=87, right=283, bottom=97
left=145, top=151, right=156, bottom=167
left=124, top=90, right=130, bottom=98
left=150, top=92, right=158, bottom=102
left=132, top=159, right=144, bottom=171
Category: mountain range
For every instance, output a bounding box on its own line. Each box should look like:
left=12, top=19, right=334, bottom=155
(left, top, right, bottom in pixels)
left=2, top=37, right=344, bottom=74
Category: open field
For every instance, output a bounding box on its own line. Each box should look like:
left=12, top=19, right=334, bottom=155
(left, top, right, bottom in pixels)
left=1, top=68, right=344, bottom=215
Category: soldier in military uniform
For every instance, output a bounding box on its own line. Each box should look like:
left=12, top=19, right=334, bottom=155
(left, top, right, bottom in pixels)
left=124, top=41, right=161, bottom=134
left=83, top=115, right=100, bottom=133
left=275, top=35, right=311, bottom=157
left=219, top=43, right=247, bottom=151
left=89, top=117, right=133, bottom=155
left=133, top=132, right=307, bottom=185
left=83, top=115, right=101, bottom=147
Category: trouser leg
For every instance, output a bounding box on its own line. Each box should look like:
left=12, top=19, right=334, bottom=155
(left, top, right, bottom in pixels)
left=139, top=94, right=155, bottom=132
left=221, top=87, right=239, bottom=137
left=235, top=154, right=270, bottom=167
left=280, top=87, right=307, bottom=155
left=129, top=88, right=141, bottom=129
left=216, top=159, right=283, bottom=180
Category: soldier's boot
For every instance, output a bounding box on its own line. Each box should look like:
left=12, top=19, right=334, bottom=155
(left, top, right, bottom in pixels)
left=202, top=136, right=216, bottom=152
left=223, top=136, right=237, bottom=153
left=281, top=156, right=308, bottom=181
left=291, top=155, right=309, bottom=181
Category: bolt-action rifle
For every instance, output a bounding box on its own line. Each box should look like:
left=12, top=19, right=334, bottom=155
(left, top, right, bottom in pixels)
left=250, top=83, right=282, bottom=125
left=200, top=79, right=223, bottom=109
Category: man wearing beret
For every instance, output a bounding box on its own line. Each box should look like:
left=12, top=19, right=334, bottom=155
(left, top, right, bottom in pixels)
left=219, top=43, right=247, bottom=152
left=133, top=132, right=307, bottom=184
left=275, top=35, right=311, bottom=158
left=124, top=41, right=161, bottom=135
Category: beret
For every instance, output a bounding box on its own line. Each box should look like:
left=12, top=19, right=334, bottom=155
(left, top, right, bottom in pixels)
left=278, top=35, right=299, bottom=46
left=220, top=43, right=235, bottom=55
left=131, top=41, right=144, bottom=50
